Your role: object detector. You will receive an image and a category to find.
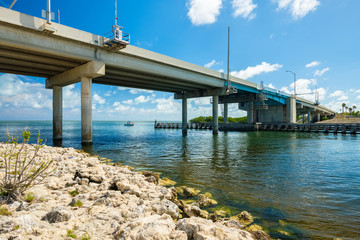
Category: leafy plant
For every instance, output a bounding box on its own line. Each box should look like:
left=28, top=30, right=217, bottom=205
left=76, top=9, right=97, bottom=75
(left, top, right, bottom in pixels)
left=69, top=190, right=79, bottom=197
left=71, top=200, right=83, bottom=208
left=66, top=230, right=77, bottom=238
left=81, top=233, right=91, bottom=240
left=0, top=205, right=12, bottom=216
left=0, top=129, right=53, bottom=202
left=24, top=192, right=36, bottom=203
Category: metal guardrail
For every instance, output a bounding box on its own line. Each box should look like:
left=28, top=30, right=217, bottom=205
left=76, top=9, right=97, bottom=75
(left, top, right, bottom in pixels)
left=103, top=27, right=130, bottom=48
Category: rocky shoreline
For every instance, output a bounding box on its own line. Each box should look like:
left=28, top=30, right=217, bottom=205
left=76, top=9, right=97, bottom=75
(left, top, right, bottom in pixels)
left=0, top=143, right=271, bottom=240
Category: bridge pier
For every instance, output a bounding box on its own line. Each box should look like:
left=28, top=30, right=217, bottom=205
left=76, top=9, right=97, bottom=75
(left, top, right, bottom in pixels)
left=286, top=96, right=296, bottom=123
left=81, top=76, right=93, bottom=145
left=182, top=96, right=187, bottom=136
left=247, top=101, right=254, bottom=124
left=212, top=95, right=219, bottom=134
left=224, top=103, right=228, bottom=124
left=53, top=86, right=63, bottom=140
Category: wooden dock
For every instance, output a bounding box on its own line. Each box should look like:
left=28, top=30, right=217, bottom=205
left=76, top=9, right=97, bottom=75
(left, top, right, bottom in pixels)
left=154, top=122, right=212, bottom=130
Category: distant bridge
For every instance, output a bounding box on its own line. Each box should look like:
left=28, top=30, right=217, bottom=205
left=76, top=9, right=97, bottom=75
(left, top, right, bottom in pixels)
left=0, top=7, right=336, bottom=144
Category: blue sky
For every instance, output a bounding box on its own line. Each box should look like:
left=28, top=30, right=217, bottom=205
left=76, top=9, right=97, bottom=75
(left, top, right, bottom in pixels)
left=0, top=0, right=359, bottom=120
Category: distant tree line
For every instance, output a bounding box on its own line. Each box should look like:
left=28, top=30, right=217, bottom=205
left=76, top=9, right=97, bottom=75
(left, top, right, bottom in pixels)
left=341, top=103, right=359, bottom=115
left=190, top=116, right=247, bottom=123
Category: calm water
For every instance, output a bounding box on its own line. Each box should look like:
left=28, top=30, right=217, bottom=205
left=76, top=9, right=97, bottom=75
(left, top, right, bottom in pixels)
left=1, top=121, right=359, bottom=240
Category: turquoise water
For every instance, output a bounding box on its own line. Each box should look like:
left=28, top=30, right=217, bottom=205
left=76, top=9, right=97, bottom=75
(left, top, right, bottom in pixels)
left=1, top=121, right=359, bottom=240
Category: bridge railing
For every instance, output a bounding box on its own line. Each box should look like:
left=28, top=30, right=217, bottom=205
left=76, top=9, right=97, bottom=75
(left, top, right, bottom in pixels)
left=261, top=86, right=291, bottom=98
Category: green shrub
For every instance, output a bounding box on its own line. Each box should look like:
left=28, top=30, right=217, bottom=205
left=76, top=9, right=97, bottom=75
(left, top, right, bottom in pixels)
left=0, top=205, right=12, bottom=216
left=66, top=230, right=77, bottom=238
left=24, top=192, right=36, bottom=203
left=190, top=116, right=247, bottom=123
left=81, top=233, right=91, bottom=240
left=0, top=130, right=53, bottom=202
left=71, top=200, right=83, bottom=208
left=69, top=190, right=79, bottom=197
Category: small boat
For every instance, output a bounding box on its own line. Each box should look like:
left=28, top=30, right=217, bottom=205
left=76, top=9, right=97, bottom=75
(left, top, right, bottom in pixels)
left=124, top=121, right=135, bottom=126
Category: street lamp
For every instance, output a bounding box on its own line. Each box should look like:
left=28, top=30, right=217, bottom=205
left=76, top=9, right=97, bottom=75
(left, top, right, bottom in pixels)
left=286, top=70, right=296, bottom=97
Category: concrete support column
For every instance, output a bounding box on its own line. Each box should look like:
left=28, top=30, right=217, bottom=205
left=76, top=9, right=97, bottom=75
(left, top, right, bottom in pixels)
left=182, top=96, right=187, bottom=136
left=212, top=95, right=219, bottom=135
left=286, top=96, right=296, bottom=123
left=247, top=101, right=254, bottom=124
left=81, top=76, right=93, bottom=145
left=224, top=103, right=228, bottom=124
left=302, top=114, right=305, bottom=124
left=307, top=111, right=311, bottom=124
left=53, top=86, right=62, bottom=140
left=317, top=113, right=321, bottom=122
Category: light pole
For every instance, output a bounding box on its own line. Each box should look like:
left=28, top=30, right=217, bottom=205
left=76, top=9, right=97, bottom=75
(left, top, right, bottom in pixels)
left=286, top=70, right=296, bottom=97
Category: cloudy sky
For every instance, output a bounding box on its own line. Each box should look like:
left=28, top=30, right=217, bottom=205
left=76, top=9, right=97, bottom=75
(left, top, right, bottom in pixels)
left=0, top=0, right=359, bottom=121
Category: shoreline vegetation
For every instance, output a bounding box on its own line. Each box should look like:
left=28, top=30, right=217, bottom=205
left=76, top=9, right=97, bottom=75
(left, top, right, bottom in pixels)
left=0, top=142, right=273, bottom=240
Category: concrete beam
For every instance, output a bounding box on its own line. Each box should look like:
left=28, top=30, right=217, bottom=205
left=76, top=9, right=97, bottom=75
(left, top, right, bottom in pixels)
left=182, top=96, right=187, bottom=136
left=224, top=103, right=228, bottom=124
left=53, top=86, right=62, bottom=140
left=46, top=61, right=105, bottom=88
left=174, top=88, right=226, bottom=99
left=286, top=96, right=296, bottom=123
left=81, top=76, right=92, bottom=145
left=212, top=95, right=219, bottom=135
left=247, top=102, right=254, bottom=124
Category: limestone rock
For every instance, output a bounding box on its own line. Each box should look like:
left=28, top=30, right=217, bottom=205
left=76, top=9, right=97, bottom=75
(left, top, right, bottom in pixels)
left=250, top=230, right=272, bottom=240
left=183, top=205, right=202, bottom=218
left=176, top=217, right=254, bottom=240
left=17, top=215, right=38, bottom=232
left=197, top=193, right=218, bottom=207
left=41, top=207, right=72, bottom=223
left=231, top=211, right=254, bottom=226
left=0, top=219, right=16, bottom=234
left=175, top=186, right=201, bottom=198
left=114, top=214, right=184, bottom=240
left=151, top=199, right=179, bottom=219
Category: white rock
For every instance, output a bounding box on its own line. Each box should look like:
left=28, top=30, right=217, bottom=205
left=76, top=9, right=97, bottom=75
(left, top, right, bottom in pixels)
left=176, top=217, right=254, bottom=240
left=17, top=214, right=38, bottom=232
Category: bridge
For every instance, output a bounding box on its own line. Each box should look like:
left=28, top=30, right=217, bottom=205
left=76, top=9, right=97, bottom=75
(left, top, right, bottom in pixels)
left=0, top=7, right=336, bottom=144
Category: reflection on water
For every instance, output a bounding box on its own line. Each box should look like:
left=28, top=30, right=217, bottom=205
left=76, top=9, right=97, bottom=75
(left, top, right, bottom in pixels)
left=1, top=121, right=359, bottom=240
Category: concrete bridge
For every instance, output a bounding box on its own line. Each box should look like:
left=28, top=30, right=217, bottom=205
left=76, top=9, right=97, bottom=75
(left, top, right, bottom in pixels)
left=0, top=7, right=336, bottom=144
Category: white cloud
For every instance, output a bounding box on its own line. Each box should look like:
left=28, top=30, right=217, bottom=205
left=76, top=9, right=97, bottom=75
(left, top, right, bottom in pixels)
left=187, top=0, right=222, bottom=25
left=189, top=97, right=212, bottom=106
left=112, top=102, right=131, bottom=111
left=305, top=61, right=320, bottom=68
left=231, top=62, right=283, bottom=79
left=280, top=78, right=326, bottom=102
left=152, top=96, right=181, bottom=114
left=218, top=69, right=224, bottom=73
left=356, top=95, right=360, bottom=100
left=93, top=93, right=105, bottom=104
left=338, top=96, right=348, bottom=101
left=266, top=83, right=276, bottom=89
left=329, top=90, right=345, bottom=98
left=232, top=0, right=257, bottom=20
left=0, top=74, right=52, bottom=110
left=129, top=89, right=153, bottom=94
left=117, top=87, right=153, bottom=95
left=204, top=60, right=220, bottom=68
left=274, top=0, right=320, bottom=19
left=63, top=85, right=80, bottom=109
left=122, top=99, right=133, bottom=105
left=135, top=95, right=151, bottom=104
left=314, top=67, right=330, bottom=77
left=355, top=89, right=360, bottom=93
